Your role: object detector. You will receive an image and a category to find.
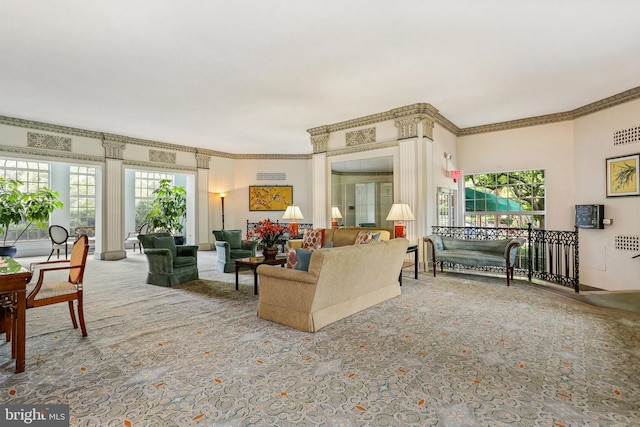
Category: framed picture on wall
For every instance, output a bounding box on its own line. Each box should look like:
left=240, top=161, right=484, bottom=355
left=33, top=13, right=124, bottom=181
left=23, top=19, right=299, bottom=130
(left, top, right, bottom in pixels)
left=249, top=185, right=293, bottom=211
left=606, top=153, right=639, bottom=197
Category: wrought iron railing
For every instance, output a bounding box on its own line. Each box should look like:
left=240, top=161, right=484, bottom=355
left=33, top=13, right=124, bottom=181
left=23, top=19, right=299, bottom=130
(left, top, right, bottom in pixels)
left=246, top=220, right=313, bottom=236
left=429, top=224, right=580, bottom=292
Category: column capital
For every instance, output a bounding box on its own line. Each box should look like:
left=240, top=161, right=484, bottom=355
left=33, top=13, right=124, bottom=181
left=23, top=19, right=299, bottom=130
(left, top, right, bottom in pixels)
left=102, top=137, right=126, bottom=160
left=195, top=153, right=211, bottom=169
left=311, top=134, right=329, bottom=154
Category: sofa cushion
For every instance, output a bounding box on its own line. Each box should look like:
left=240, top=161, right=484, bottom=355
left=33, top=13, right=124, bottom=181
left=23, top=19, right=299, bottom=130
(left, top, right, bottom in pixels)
left=151, top=235, right=177, bottom=259
left=322, top=241, right=334, bottom=249
left=302, top=229, right=324, bottom=250
left=354, top=231, right=380, bottom=245
left=173, top=256, right=196, bottom=267
left=295, top=248, right=314, bottom=271
left=221, top=229, right=243, bottom=249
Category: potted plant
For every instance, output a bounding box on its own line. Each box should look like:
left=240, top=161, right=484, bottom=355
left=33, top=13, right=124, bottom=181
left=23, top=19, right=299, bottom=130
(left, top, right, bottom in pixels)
left=246, top=219, right=289, bottom=259
left=0, top=177, right=64, bottom=257
left=145, top=179, right=187, bottom=245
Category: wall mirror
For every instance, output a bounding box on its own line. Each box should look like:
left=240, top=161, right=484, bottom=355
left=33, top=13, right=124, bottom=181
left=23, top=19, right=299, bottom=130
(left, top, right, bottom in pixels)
left=330, top=156, right=394, bottom=228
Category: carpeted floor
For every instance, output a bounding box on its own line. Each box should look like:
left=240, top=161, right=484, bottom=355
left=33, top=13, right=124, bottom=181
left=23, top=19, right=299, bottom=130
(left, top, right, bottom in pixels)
left=1, top=250, right=639, bottom=426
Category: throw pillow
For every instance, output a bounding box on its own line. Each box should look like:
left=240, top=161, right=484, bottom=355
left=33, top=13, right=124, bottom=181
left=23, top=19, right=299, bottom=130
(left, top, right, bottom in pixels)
left=222, top=230, right=243, bottom=249
left=286, top=248, right=298, bottom=269
left=322, top=241, right=334, bottom=249
left=354, top=230, right=380, bottom=245
left=151, top=235, right=177, bottom=259
left=302, top=229, right=324, bottom=250
left=295, top=248, right=314, bottom=271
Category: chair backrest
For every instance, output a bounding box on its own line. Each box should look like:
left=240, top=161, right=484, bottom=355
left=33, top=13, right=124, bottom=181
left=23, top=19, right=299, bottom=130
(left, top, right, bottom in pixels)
left=49, top=225, right=69, bottom=244
left=69, top=234, right=89, bottom=284
left=138, top=223, right=149, bottom=234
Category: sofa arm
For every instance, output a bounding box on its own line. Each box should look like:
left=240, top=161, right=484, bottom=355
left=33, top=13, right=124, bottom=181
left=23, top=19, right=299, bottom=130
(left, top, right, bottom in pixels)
left=143, top=248, right=174, bottom=274
left=287, top=239, right=303, bottom=250
left=257, top=265, right=318, bottom=311
left=214, top=241, right=231, bottom=262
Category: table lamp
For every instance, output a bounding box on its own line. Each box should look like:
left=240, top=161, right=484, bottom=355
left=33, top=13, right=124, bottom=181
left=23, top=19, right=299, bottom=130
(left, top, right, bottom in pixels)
left=386, top=203, right=415, bottom=238
left=282, top=205, right=304, bottom=237
left=331, top=206, right=342, bottom=228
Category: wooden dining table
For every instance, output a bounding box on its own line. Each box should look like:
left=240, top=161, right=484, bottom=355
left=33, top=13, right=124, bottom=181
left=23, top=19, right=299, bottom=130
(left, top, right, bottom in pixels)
left=0, top=257, right=33, bottom=373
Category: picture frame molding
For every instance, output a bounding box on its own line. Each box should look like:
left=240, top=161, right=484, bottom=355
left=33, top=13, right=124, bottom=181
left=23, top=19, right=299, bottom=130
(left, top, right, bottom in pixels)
left=249, top=185, right=293, bottom=211
left=606, top=153, right=640, bottom=197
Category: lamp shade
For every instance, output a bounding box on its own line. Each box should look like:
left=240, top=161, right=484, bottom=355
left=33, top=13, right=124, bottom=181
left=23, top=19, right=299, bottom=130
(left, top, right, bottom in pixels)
left=282, top=205, right=304, bottom=220
left=331, top=207, right=343, bottom=219
left=385, top=203, right=415, bottom=221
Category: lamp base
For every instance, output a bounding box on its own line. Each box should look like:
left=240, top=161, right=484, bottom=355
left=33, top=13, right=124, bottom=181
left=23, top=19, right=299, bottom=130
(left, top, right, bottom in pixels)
left=394, top=224, right=405, bottom=238
left=332, top=220, right=338, bottom=229
left=289, top=222, right=299, bottom=238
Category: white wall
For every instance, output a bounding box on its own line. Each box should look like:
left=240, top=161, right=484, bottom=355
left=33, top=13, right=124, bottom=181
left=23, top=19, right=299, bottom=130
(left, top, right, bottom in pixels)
left=573, top=98, right=640, bottom=290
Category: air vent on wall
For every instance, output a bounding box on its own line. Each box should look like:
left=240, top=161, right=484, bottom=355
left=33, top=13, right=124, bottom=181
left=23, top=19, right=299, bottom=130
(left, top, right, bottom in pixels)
left=256, top=172, right=286, bottom=181
left=614, top=235, right=640, bottom=252
left=613, top=125, right=640, bottom=146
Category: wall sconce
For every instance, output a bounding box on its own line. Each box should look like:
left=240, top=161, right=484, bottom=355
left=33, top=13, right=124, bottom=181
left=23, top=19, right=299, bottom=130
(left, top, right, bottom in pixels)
left=282, top=205, right=304, bottom=237
left=386, top=203, right=415, bottom=238
left=444, top=152, right=461, bottom=182
left=331, top=206, right=342, bottom=229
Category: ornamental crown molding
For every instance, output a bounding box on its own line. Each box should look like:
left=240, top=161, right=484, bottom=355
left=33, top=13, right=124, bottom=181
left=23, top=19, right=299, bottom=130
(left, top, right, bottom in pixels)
left=459, top=86, right=640, bottom=136
left=0, top=145, right=103, bottom=163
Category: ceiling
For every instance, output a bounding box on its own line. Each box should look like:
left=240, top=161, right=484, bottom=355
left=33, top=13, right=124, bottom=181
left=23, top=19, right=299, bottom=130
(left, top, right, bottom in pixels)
left=2, top=1, right=639, bottom=155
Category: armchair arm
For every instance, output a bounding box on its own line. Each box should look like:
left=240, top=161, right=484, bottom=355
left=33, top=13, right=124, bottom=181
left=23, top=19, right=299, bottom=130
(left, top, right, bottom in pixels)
left=242, top=240, right=259, bottom=256
left=176, top=245, right=198, bottom=258
left=214, top=241, right=231, bottom=262
left=143, top=248, right=174, bottom=274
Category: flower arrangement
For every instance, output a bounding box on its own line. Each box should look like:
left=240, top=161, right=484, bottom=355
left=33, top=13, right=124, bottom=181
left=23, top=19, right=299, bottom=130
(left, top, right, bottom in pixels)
left=247, top=219, right=289, bottom=248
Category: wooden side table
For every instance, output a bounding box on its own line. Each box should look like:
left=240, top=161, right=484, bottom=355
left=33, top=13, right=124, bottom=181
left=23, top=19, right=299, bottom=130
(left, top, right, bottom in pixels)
left=235, top=256, right=287, bottom=295
left=0, top=257, right=33, bottom=373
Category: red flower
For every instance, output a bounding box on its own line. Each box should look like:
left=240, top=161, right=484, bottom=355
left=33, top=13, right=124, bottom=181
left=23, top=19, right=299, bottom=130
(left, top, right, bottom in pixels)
left=247, top=219, right=289, bottom=248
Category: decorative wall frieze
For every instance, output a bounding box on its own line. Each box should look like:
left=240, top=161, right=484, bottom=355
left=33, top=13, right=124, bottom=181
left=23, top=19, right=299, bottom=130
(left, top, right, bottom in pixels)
left=311, top=134, right=329, bottom=154
left=102, top=133, right=197, bottom=154
left=102, top=139, right=126, bottom=160
left=195, top=153, right=211, bottom=169
left=122, top=159, right=197, bottom=172
left=346, top=127, right=376, bottom=146
left=27, top=132, right=72, bottom=151
left=149, top=149, right=176, bottom=164
left=326, top=141, right=398, bottom=158
left=0, top=145, right=103, bottom=163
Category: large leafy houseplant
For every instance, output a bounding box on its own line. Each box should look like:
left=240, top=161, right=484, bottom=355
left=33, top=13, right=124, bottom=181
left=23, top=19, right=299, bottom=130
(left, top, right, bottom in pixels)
left=0, top=177, right=64, bottom=247
left=145, top=179, right=187, bottom=236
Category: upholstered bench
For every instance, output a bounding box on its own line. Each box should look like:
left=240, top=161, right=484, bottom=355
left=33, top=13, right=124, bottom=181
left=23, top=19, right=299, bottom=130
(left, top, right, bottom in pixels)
left=424, top=235, right=524, bottom=285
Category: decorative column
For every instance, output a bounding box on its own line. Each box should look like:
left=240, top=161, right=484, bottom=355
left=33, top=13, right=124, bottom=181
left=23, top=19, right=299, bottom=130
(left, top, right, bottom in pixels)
left=100, top=139, right=126, bottom=260
left=310, top=132, right=329, bottom=228
left=394, top=116, right=422, bottom=243
left=195, top=152, right=211, bottom=250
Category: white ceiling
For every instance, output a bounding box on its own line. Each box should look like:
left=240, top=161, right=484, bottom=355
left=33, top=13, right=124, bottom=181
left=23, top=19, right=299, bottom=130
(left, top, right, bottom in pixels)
left=2, top=1, right=639, bottom=155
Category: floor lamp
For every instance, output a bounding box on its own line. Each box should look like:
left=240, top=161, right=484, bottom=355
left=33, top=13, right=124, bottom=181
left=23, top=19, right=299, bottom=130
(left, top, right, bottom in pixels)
left=386, top=203, right=415, bottom=238
left=282, top=205, right=304, bottom=237
left=219, top=193, right=226, bottom=230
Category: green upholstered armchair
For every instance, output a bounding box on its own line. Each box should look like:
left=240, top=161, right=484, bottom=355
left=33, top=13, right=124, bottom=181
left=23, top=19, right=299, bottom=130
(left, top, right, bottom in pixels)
left=212, top=229, right=258, bottom=273
left=138, top=232, right=198, bottom=286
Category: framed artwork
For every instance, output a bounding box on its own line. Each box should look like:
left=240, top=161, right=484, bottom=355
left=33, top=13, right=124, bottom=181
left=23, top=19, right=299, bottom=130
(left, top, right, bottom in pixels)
left=606, top=153, right=639, bottom=197
left=249, top=185, right=293, bottom=211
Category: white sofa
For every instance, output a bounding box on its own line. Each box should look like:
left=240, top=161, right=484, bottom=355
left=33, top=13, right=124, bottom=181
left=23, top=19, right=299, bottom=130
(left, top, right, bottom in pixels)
left=256, top=238, right=410, bottom=332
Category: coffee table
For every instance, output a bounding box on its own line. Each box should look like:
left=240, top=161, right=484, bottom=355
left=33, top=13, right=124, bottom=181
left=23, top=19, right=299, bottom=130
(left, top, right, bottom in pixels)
left=235, top=256, right=287, bottom=295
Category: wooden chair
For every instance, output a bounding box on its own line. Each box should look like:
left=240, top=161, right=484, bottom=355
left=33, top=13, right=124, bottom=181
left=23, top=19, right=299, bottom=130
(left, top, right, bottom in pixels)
left=27, top=234, right=90, bottom=337
left=125, top=222, right=149, bottom=253
left=47, top=225, right=70, bottom=261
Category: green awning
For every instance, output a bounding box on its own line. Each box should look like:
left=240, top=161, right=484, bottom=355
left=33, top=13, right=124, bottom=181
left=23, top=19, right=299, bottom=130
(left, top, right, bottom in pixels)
left=465, top=188, right=523, bottom=212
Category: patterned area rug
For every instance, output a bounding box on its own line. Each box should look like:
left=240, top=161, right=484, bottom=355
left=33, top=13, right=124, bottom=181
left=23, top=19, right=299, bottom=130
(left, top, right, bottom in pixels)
left=1, top=252, right=639, bottom=426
